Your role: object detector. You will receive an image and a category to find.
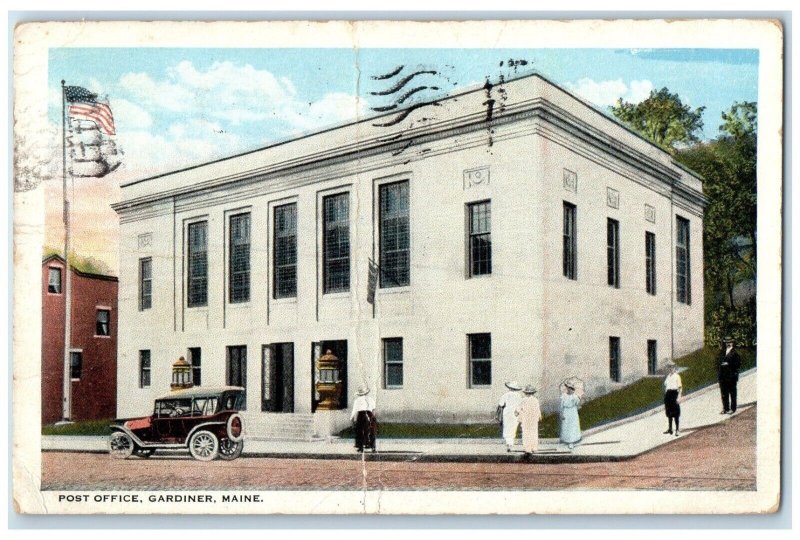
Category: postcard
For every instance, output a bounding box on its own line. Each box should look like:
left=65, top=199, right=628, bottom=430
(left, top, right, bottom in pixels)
left=12, top=18, right=783, bottom=514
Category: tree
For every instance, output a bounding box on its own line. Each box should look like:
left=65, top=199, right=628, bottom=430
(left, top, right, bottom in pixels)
left=610, top=87, right=705, bottom=154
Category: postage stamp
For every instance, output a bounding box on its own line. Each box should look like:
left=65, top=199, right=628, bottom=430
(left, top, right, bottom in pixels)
left=11, top=19, right=783, bottom=515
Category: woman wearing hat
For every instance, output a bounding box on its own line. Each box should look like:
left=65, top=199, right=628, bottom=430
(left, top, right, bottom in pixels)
left=663, top=363, right=683, bottom=436
left=350, top=386, right=377, bottom=452
left=515, top=385, right=543, bottom=455
left=559, top=380, right=583, bottom=450
left=496, top=381, right=523, bottom=452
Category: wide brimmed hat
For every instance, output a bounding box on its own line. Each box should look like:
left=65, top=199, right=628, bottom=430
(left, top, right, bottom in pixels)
left=356, top=386, right=370, bottom=396
left=723, top=336, right=734, bottom=343
left=564, top=383, right=576, bottom=390
left=522, top=385, right=537, bottom=395
left=505, top=381, right=522, bottom=391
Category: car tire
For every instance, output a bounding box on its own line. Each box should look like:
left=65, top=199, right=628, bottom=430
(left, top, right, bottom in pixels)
left=188, top=430, right=219, bottom=461
left=109, top=432, right=135, bottom=459
left=218, top=439, right=244, bottom=461
left=226, top=413, right=244, bottom=442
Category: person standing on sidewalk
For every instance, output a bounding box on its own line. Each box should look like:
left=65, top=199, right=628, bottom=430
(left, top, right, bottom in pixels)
left=496, top=381, right=523, bottom=452
left=515, top=385, right=542, bottom=456
left=559, top=381, right=583, bottom=450
left=350, top=386, right=377, bottom=452
left=717, top=336, right=742, bottom=414
left=663, top=363, right=683, bottom=436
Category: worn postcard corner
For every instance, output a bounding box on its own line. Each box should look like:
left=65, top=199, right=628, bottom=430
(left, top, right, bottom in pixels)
left=12, top=18, right=783, bottom=515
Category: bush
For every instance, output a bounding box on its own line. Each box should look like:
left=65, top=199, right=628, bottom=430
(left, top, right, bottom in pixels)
left=706, top=303, right=756, bottom=347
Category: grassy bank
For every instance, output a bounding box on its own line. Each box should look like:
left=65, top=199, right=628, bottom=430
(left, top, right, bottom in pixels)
left=339, top=346, right=756, bottom=439
left=41, top=418, right=113, bottom=436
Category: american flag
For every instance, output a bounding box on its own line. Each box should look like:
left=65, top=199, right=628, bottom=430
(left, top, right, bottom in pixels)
left=65, top=85, right=116, bottom=136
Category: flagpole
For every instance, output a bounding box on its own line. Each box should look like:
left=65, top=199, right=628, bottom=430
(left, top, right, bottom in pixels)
left=60, top=79, right=73, bottom=423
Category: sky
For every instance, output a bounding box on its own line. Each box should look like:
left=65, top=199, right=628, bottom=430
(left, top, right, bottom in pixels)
left=43, top=47, right=759, bottom=272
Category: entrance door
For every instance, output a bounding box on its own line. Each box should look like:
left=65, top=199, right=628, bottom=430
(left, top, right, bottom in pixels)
left=226, top=345, right=247, bottom=410
left=261, top=343, right=294, bottom=412
left=311, top=340, right=348, bottom=412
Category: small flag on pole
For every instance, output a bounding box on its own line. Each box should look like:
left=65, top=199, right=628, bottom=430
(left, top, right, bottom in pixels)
left=367, top=259, right=379, bottom=304
left=65, top=85, right=116, bottom=136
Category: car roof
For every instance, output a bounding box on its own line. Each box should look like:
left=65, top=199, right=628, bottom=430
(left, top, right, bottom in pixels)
left=155, top=386, right=245, bottom=400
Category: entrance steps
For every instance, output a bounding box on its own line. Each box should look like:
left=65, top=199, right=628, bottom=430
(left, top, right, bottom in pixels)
left=241, top=412, right=319, bottom=441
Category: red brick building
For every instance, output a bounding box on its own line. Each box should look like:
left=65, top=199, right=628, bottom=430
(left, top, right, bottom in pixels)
left=41, top=255, right=118, bottom=424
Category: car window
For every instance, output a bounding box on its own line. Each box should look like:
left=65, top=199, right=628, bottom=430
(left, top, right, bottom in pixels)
left=191, top=397, right=219, bottom=416
left=155, top=399, right=192, bottom=418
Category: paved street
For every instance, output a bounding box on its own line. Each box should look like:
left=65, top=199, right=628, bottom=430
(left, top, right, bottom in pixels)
left=42, top=406, right=756, bottom=491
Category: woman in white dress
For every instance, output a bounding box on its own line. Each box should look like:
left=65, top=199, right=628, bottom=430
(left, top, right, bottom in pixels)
left=515, top=385, right=543, bottom=455
left=496, top=381, right=523, bottom=452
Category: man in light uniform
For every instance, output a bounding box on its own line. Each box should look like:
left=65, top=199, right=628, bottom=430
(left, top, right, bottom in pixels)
left=496, top=381, right=523, bottom=452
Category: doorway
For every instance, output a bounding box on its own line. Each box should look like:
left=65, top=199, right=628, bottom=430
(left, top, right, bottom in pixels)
left=261, top=343, right=294, bottom=413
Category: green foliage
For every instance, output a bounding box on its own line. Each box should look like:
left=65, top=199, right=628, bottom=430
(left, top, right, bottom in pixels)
left=43, top=246, right=114, bottom=276
left=610, top=87, right=705, bottom=153
left=707, top=303, right=758, bottom=348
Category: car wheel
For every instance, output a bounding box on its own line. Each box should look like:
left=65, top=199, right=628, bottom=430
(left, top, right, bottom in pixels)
left=188, top=430, right=219, bottom=461
left=218, top=439, right=244, bottom=461
left=134, top=448, right=155, bottom=458
left=109, top=432, right=134, bottom=459
left=226, top=413, right=244, bottom=442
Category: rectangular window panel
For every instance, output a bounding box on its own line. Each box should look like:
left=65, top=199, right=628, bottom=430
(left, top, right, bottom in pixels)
left=379, top=181, right=410, bottom=287
left=323, top=193, right=350, bottom=293
left=607, top=218, right=620, bottom=288
left=469, top=333, right=491, bottom=387
left=227, top=345, right=247, bottom=410
left=95, top=309, right=110, bottom=336
left=609, top=336, right=621, bottom=382
left=229, top=213, right=251, bottom=303
left=383, top=338, right=404, bottom=388
left=139, top=350, right=151, bottom=388
left=676, top=216, right=691, bottom=304
left=48, top=267, right=62, bottom=294
left=187, top=221, right=208, bottom=307
left=645, top=232, right=656, bottom=295
left=70, top=351, right=82, bottom=380
left=468, top=201, right=492, bottom=277
left=274, top=203, right=298, bottom=299
left=563, top=202, right=577, bottom=280
left=139, top=257, right=152, bottom=310
left=189, top=347, right=201, bottom=386
left=647, top=340, right=657, bottom=376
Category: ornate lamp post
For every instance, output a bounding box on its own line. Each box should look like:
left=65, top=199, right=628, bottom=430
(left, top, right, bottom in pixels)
left=170, top=357, right=193, bottom=390
left=316, top=350, right=341, bottom=410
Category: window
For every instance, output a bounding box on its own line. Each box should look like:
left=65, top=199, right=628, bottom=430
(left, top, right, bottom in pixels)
left=676, top=216, right=691, bottom=304
left=609, top=336, right=621, bottom=382
left=187, top=221, right=208, bottom=307
left=647, top=340, right=658, bottom=376
left=69, top=351, right=82, bottom=380
left=139, top=257, right=152, bottom=310
left=468, top=201, right=492, bottom=277
left=227, top=346, right=247, bottom=410
left=645, top=232, right=656, bottom=295
left=274, top=203, right=298, bottom=299
left=139, top=350, right=151, bottom=388
left=95, top=309, right=110, bottom=336
left=383, top=338, right=403, bottom=388
left=563, top=202, right=577, bottom=280
left=189, top=347, right=201, bottom=386
left=607, top=218, right=620, bottom=288
left=379, top=181, right=410, bottom=287
left=323, top=193, right=350, bottom=293
left=468, top=333, right=491, bottom=387
left=48, top=267, right=62, bottom=294
left=229, top=213, right=251, bottom=303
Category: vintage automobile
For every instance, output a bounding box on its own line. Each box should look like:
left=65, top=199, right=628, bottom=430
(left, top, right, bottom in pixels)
left=109, top=386, right=245, bottom=461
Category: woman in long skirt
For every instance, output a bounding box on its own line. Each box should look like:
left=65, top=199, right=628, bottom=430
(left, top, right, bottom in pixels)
left=515, top=385, right=542, bottom=455
left=663, top=363, right=683, bottom=436
left=350, top=386, right=377, bottom=452
left=559, top=382, right=582, bottom=450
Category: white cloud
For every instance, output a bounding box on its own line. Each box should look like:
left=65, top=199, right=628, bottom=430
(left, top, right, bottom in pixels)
left=111, top=98, right=153, bottom=130
left=566, top=78, right=654, bottom=107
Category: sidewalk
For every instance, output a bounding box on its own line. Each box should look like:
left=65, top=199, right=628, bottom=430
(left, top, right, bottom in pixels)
left=42, top=370, right=756, bottom=463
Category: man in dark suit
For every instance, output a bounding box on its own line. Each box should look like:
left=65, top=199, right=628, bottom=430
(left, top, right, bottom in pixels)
left=717, top=336, right=742, bottom=414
